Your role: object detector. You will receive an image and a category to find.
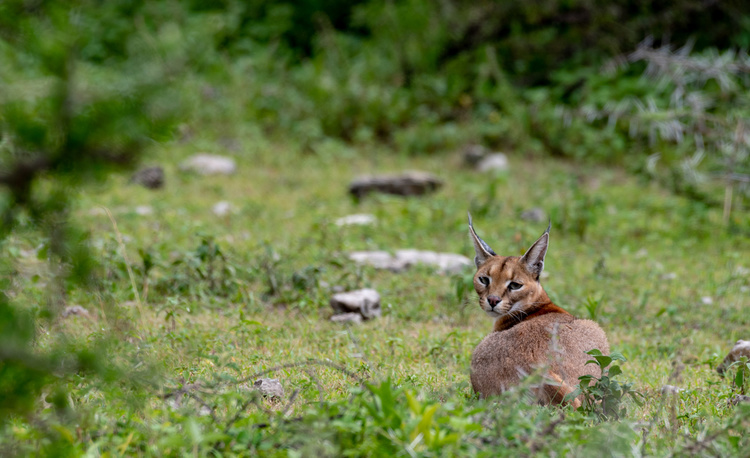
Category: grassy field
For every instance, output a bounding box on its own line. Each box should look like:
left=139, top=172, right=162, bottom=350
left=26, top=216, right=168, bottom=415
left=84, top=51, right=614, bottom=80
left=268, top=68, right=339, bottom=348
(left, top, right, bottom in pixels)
left=4, top=133, right=750, bottom=456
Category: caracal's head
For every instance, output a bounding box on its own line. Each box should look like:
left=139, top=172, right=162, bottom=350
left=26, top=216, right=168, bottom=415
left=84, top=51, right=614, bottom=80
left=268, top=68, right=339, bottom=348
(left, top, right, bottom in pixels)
left=467, top=213, right=550, bottom=320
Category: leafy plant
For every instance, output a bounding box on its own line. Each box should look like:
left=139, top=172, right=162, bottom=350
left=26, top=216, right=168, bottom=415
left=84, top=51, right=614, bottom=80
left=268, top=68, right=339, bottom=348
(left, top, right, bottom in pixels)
left=569, top=349, right=643, bottom=421
left=583, top=295, right=603, bottom=320
left=728, top=356, right=750, bottom=395
left=156, top=236, right=243, bottom=300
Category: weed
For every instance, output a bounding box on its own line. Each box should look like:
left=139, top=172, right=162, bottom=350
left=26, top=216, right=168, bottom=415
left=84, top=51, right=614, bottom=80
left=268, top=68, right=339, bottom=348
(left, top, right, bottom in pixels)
left=568, top=349, right=643, bottom=421
left=728, top=357, right=750, bottom=395
left=583, top=295, right=603, bottom=320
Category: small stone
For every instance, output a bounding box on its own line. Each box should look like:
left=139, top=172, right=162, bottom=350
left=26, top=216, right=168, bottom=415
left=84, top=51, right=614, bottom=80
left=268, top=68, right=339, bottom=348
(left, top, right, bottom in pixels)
left=660, top=385, right=683, bottom=395
left=700, top=296, right=713, bottom=305
left=331, top=288, right=381, bottom=319
left=463, top=144, right=490, bottom=166
left=330, top=313, right=364, bottom=324
left=180, top=154, right=237, bottom=175
left=348, top=250, right=472, bottom=274
left=394, top=250, right=472, bottom=274
left=335, top=214, right=376, bottom=227
left=476, top=153, right=509, bottom=172
left=212, top=201, right=232, bottom=217
left=165, top=396, right=182, bottom=410
left=129, top=166, right=165, bottom=189
left=661, top=272, right=677, bottom=281
left=40, top=392, right=52, bottom=410
left=135, top=205, right=153, bottom=216
left=717, top=340, right=750, bottom=375
left=348, top=171, right=442, bottom=200
left=19, top=244, right=44, bottom=258
left=635, top=248, right=649, bottom=258
left=62, top=305, right=89, bottom=318
left=349, top=251, right=403, bottom=271
left=520, top=208, right=546, bottom=223
left=254, top=378, right=284, bottom=400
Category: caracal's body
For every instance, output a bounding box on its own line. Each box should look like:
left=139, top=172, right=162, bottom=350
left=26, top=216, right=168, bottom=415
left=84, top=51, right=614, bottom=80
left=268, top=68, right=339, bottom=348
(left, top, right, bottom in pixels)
left=468, top=215, right=609, bottom=405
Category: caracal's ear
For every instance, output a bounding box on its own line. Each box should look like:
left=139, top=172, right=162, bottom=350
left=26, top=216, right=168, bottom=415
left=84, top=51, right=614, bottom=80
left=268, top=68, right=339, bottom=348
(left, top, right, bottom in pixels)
left=468, top=212, right=496, bottom=268
left=520, top=221, right=551, bottom=279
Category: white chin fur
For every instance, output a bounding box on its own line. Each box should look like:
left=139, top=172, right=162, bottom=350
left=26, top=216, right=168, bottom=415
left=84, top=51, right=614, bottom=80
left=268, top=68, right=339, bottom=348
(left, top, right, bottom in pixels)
left=485, top=310, right=501, bottom=318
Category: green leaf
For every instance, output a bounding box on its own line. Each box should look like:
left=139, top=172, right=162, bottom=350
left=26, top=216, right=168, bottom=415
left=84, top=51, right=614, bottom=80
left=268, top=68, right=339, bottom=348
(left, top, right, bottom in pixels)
left=609, top=352, right=627, bottom=362
left=728, top=435, right=740, bottom=449
left=416, top=404, right=439, bottom=444
left=405, top=391, right=421, bottom=414
left=565, top=389, right=581, bottom=402
left=594, top=355, right=613, bottom=368
left=608, top=365, right=622, bottom=377
left=52, top=424, right=75, bottom=443
left=735, top=366, right=745, bottom=388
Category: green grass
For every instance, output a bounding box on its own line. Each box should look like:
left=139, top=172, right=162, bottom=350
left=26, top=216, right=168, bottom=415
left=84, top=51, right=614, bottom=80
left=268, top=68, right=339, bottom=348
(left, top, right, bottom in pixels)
left=3, top=133, right=750, bottom=455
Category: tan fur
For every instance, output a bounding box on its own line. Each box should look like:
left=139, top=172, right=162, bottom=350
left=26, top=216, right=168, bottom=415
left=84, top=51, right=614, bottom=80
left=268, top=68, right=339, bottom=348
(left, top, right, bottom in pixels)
left=467, top=217, right=609, bottom=405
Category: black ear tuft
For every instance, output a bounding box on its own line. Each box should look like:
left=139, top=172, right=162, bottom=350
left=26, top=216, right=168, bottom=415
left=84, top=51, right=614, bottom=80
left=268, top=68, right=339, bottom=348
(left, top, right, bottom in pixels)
left=468, top=212, right=496, bottom=267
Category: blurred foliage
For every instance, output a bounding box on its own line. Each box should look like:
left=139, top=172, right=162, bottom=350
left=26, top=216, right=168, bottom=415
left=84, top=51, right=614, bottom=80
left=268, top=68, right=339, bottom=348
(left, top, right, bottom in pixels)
left=0, top=0, right=180, bottom=424
left=1, top=0, right=750, bottom=453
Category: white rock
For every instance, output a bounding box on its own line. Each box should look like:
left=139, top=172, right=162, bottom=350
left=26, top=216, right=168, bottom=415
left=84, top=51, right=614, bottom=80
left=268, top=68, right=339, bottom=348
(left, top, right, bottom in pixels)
left=335, top=214, right=376, bottom=227
left=19, top=243, right=44, bottom=258
left=330, top=313, right=364, bottom=324
left=254, top=378, right=284, bottom=399
left=661, top=272, right=677, bottom=281
left=394, top=250, right=472, bottom=274
left=700, top=296, right=713, bottom=305
left=135, top=205, right=153, bottom=216
left=62, top=305, right=90, bottom=318
left=661, top=385, right=683, bottom=395
left=180, top=154, right=237, bottom=175
left=212, top=201, right=232, bottom=217
left=349, top=251, right=402, bottom=271
left=348, top=250, right=472, bottom=274
left=463, top=144, right=490, bottom=166
left=165, top=396, right=182, bottom=410
left=477, top=153, right=509, bottom=172
left=330, top=288, right=381, bottom=319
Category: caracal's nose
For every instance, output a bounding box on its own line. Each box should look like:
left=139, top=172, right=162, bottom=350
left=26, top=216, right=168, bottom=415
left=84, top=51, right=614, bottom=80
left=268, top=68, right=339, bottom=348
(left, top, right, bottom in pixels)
left=487, top=295, right=501, bottom=309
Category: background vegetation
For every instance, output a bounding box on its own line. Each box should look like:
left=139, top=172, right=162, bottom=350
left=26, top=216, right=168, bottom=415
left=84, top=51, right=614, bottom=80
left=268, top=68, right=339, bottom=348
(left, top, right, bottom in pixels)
left=1, top=0, right=749, bottom=455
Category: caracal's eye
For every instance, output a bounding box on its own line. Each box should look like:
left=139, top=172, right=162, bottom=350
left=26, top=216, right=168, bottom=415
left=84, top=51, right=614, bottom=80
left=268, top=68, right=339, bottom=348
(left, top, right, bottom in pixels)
left=508, top=281, right=522, bottom=291
left=478, top=276, right=491, bottom=286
